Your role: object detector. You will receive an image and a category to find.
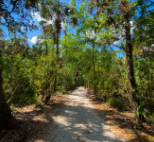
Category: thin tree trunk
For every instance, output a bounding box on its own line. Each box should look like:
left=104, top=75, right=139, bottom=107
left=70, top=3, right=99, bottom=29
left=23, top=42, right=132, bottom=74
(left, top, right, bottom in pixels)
left=85, top=79, right=86, bottom=88
left=45, top=41, right=48, bottom=55
left=53, top=33, right=59, bottom=93
left=54, top=69, right=57, bottom=93
left=93, top=43, right=96, bottom=94
left=124, top=12, right=139, bottom=120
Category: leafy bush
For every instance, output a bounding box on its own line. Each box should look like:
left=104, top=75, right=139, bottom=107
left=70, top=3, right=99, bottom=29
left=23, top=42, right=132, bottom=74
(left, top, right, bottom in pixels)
left=137, top=99, right=149, bottom=124
left=107, top=97, right=126, bottom=111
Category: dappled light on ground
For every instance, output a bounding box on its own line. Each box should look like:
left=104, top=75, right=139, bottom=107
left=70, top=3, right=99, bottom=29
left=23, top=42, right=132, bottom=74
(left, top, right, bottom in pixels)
left=34, top=87, right=119, bottom=142
left=87, top=89, right=154, bottom=142
left=1, top=87, right=154, bottom=142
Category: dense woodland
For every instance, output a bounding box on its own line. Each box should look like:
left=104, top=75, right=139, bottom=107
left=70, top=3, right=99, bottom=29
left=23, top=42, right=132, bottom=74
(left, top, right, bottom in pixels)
left=0, top=0, right=154, bottom=131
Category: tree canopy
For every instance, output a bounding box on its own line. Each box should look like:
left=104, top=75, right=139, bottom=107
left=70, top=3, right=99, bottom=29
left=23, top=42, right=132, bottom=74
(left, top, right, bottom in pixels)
left=0, top=0, right=154, bottom=131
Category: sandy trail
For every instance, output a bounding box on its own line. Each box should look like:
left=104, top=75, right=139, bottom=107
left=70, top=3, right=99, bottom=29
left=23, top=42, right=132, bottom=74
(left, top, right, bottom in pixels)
left=36, top=87, right=120, bottom=142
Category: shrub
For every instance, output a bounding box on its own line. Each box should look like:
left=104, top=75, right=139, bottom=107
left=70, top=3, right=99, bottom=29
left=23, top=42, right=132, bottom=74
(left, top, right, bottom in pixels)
left=107, top=97, right=126, bottom=111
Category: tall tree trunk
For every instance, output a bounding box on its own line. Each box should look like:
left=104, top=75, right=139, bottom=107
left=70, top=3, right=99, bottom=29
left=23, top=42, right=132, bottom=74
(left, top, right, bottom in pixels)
left=45, top=41, right=48, bottom=55
left=93, top=43, right=96, bottom=94
left=0, top=68, right=15, bottom=130
left=75, top=71, right=79, bottom=87
left=124, top=12, right=140, bottom=120
left=53, top=33, right=59, bottom=93
left=0, top=38, right=19, bottom=130
left=84, top=79, right=86, bottom=88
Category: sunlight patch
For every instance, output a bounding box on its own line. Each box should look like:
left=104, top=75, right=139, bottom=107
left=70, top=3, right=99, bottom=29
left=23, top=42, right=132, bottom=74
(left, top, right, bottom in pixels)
left=52, top=116, right=71, bottom=126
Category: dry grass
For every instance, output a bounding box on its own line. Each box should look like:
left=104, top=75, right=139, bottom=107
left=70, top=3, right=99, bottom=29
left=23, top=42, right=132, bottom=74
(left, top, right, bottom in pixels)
left=0, top=93, right=68, bottom=142
left=1, top=88, right=154, bottom=142
left=86, top=88, right=154, bottom=142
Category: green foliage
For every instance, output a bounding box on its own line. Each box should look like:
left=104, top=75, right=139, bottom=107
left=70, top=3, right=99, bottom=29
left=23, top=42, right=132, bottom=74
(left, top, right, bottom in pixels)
left=107, top=97, right=126, bottom=111
left=137, top=100, right=149, bottom=124
left=1, top=40, right=57, bottom=105
left=1, top=0, right=154, bottom=126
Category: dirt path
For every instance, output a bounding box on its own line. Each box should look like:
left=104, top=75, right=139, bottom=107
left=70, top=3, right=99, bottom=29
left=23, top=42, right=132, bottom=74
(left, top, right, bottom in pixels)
left=36, top=87, right=120, bottom=142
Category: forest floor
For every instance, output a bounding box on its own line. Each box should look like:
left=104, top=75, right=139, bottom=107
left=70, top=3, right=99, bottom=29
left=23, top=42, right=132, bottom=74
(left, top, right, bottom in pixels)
left=0, top=87, right=154, bottom=142
left=87, top=89, right=154, bottom=142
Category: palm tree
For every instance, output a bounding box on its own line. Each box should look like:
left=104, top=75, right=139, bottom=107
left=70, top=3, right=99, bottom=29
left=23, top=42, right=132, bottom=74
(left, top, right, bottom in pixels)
left=38, top=0, right=75, bottom=93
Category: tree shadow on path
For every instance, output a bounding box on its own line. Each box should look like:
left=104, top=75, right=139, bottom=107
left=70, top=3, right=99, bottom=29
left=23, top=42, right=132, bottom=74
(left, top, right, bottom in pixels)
left=88, top=92, right=154, bottom=142
left=34, top=89, right=120, bottom=142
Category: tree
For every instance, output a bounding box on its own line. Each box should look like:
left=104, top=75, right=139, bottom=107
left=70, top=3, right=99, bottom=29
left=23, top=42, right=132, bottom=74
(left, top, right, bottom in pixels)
left=78, top=0, right=141, bottom=121
left=38, top=0, right=76, bottom=93
left=0, top=0, right=37, bottom=129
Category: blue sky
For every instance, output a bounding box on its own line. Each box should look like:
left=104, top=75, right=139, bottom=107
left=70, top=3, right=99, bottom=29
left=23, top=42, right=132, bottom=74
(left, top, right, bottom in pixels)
left=2, top=0, right=80, bottom=46
left=2, top=0, right=123, bottom=57
left=27, top=0, right=79, bottom=47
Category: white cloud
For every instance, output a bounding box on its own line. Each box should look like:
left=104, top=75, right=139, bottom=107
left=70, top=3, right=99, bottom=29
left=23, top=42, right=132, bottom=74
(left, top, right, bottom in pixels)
left=86, top=30, right=101, bottom=42
left=32, top=12, right=68, bottom=30
left=33, top=12, right=43, bottom=22
left=113, top=40, right=119, bottom=45
left=38, top=3, right=41, bottom=7
left=130, top=21, right=133, bottom=26
left=112, top=21, right=135, bottom=45
left=61, top=21, right=66, bottom=29
left=32, top=12, right=53, bottom=25
left=30, top=36, right=37, bottom=44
